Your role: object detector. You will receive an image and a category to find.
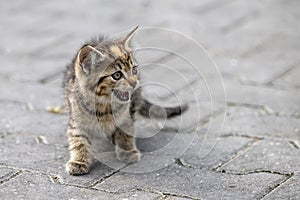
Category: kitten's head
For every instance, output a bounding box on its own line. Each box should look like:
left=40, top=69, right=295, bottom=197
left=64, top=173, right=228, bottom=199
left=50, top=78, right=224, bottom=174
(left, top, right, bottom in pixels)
left=75, top=26, right=139, bottom=103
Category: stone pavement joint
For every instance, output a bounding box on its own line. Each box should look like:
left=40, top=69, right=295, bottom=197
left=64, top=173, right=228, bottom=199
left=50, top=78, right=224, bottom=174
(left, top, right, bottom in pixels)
left=0, top=168, right=21, bottom=185
left=0, top=165, right=163, bottom=199
left=211, top=139, right=261, bottom=171
left=220, top=133, right=264, bottom=140
left=38, top=70, right=64, bottom=84
left=258, top=174, right=294, bottom=199
left=135, top=188, right=199, bottom=200
left=220, top=10, right=260, bottom=34
left=265, top=61, right=300, bottom=86
left=288, top=140, right=299, bottom=149
left=195, top=0, right=234, bottom=16
left=86, top=164, right=126, bottom=188
left=238, top=33, right=280, bottom=59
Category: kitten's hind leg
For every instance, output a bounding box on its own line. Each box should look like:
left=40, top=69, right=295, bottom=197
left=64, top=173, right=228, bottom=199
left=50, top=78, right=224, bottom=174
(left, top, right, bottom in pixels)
left=66, top=127, right=93, bottom=175
left=113, top=127, right=141, bottom=164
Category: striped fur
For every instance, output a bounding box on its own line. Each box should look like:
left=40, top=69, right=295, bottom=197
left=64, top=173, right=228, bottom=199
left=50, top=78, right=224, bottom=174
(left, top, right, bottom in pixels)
left=63, top=27, right=187, bottom=175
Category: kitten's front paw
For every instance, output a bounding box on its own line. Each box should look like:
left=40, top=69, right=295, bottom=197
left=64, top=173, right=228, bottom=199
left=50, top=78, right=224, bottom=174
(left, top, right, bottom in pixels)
left=66, top=161, right=91, bottom=175
left=116, top=148, right=141, bottom=164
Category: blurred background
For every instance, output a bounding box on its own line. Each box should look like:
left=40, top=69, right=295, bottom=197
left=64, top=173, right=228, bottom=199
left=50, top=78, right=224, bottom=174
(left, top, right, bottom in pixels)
left=0, top=0, right=299, bottom=88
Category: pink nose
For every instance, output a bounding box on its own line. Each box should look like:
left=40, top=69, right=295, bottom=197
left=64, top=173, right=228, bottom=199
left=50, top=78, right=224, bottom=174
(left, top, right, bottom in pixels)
left=129, top=81, right=137, bottom=88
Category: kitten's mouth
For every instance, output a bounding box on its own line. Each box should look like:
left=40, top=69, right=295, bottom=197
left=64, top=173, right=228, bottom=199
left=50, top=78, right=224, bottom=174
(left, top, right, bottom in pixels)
left=113, top=89, right=130, bottom=102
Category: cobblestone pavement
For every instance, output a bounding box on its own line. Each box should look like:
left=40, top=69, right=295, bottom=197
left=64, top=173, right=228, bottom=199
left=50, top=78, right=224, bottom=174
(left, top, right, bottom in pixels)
left=0, top=0, right=299, bottom=199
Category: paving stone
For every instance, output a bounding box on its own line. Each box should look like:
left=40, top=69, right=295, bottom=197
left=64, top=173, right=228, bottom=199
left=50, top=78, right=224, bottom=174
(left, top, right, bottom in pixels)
left=178, top=79, right=300, bottom=115
left=224, top=83, right=300, bottom=115
left=221, top=106, right=300, bottom=139
left=220, top=138, right=300, bottom=174
left=109, top=121, right=250, bottom=174
left=0, top=172, right=161, bottom=200
left=139, top=40, right=223, bottom=100
left=0, top=29, right=68, bottom=59
left=230, top=34, right=300, bottom=84
left=0, top=103, right=67, bottom=144
left=204, top=4, right=300, bottom=83
left=180, top=136, right=254, bottom=169
left=135, top=100, right=220, bottom=135
left=264, top=175, right=300, bottom=200
left=0, top=130, right=117, bottom=187
left=96, top=164, right=284, bottom=199
left=0, top=56, right=66, bottom=83
left=134, top=43, right=226, bottom=128
left=140, top=72, right=227, bottom=135
left=93, top=130, right=196, bottom=174
left=193, top=0, right=263, bottom=33
left=41, top=72, right=64, bottom=88
left=93, top=127, right=248, bottom=174
left=205, top=0, right=300, bottom=55
left=16, top=0, right=209, bottom=42
left=133, top=26, right=221, bottom=104
left=0, top=81, right=62, bottom=111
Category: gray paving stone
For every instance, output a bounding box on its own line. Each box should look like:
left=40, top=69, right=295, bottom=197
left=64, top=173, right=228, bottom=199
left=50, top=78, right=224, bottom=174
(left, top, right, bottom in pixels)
left=0, top=130, right=116, bottom=187
left=93, top=128, right=252, bottom=174
left=193, top=0, right=263, bottom=33
left=205, top=0, right=300, bottom=55
left=135, top=100, right=220, bottom=134
left=93, top=131, right=196, bottom=174
left=0, top=56, right=66, bottom=83
left=221, top=106, right=300, bottom=139
left=0, top=30, right=69, bottom=59
left=0, top=172, right=161, bottom=200
left=163, top=72, right=299, bottom=118
left=180, top=136, right=254, bottom=169
left=204, top=3, right=300, bottom=83
left=220, top=138, right=300, bottom=174
left=0, top=103, right=67, bottom=144
left=139, top=41, right=223, bottom=100
left=95, top=164, right=284, bottom=199
left=180, top=79, right=300, bottom=115
left=133, top=27, right=221, bottom=105
left=224, top=83, right=300, bottom=115
left=197, top=17, right=272, bottom=58
left=0, top=81, right=62, bottom=111
left=264, top=175, right=300, bottom=200
left=41, top=73, right=64, bottom=87
left=231, top=34, right=300, bottom=84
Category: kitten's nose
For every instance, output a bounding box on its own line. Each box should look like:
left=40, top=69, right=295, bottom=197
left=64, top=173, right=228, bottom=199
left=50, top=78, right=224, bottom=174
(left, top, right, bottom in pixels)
left=128, top=80, right=137, bottom=88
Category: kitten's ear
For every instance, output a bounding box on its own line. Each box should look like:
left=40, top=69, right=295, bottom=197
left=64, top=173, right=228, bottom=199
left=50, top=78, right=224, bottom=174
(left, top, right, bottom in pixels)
left=75, top=45, right=105, bottom=73
left=121, top=26, right=139, bottom=49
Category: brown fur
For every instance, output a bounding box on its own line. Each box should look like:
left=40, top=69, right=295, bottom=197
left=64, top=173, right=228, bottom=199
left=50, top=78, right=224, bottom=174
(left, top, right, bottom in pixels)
left=63, top=27, right=187, bottom=175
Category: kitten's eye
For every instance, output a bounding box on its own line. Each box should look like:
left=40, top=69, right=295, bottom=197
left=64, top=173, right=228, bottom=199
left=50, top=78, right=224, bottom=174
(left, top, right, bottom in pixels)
left=111, top=71, right=123, bottom=80
left=132, top=66, right=138, bottom=75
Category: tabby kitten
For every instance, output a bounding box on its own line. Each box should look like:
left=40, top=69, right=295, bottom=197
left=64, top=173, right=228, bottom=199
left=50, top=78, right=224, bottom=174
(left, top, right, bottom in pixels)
left=63, top=26, right=186, bottom=175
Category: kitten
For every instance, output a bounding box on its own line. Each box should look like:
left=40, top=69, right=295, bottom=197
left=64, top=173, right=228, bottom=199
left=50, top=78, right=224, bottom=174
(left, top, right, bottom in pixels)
left=63, top=26, right=187, bottom=175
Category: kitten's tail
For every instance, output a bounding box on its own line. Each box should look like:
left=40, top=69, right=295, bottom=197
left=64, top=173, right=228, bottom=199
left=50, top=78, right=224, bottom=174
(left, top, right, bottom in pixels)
left=139, top=99, right=188, bottom=119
